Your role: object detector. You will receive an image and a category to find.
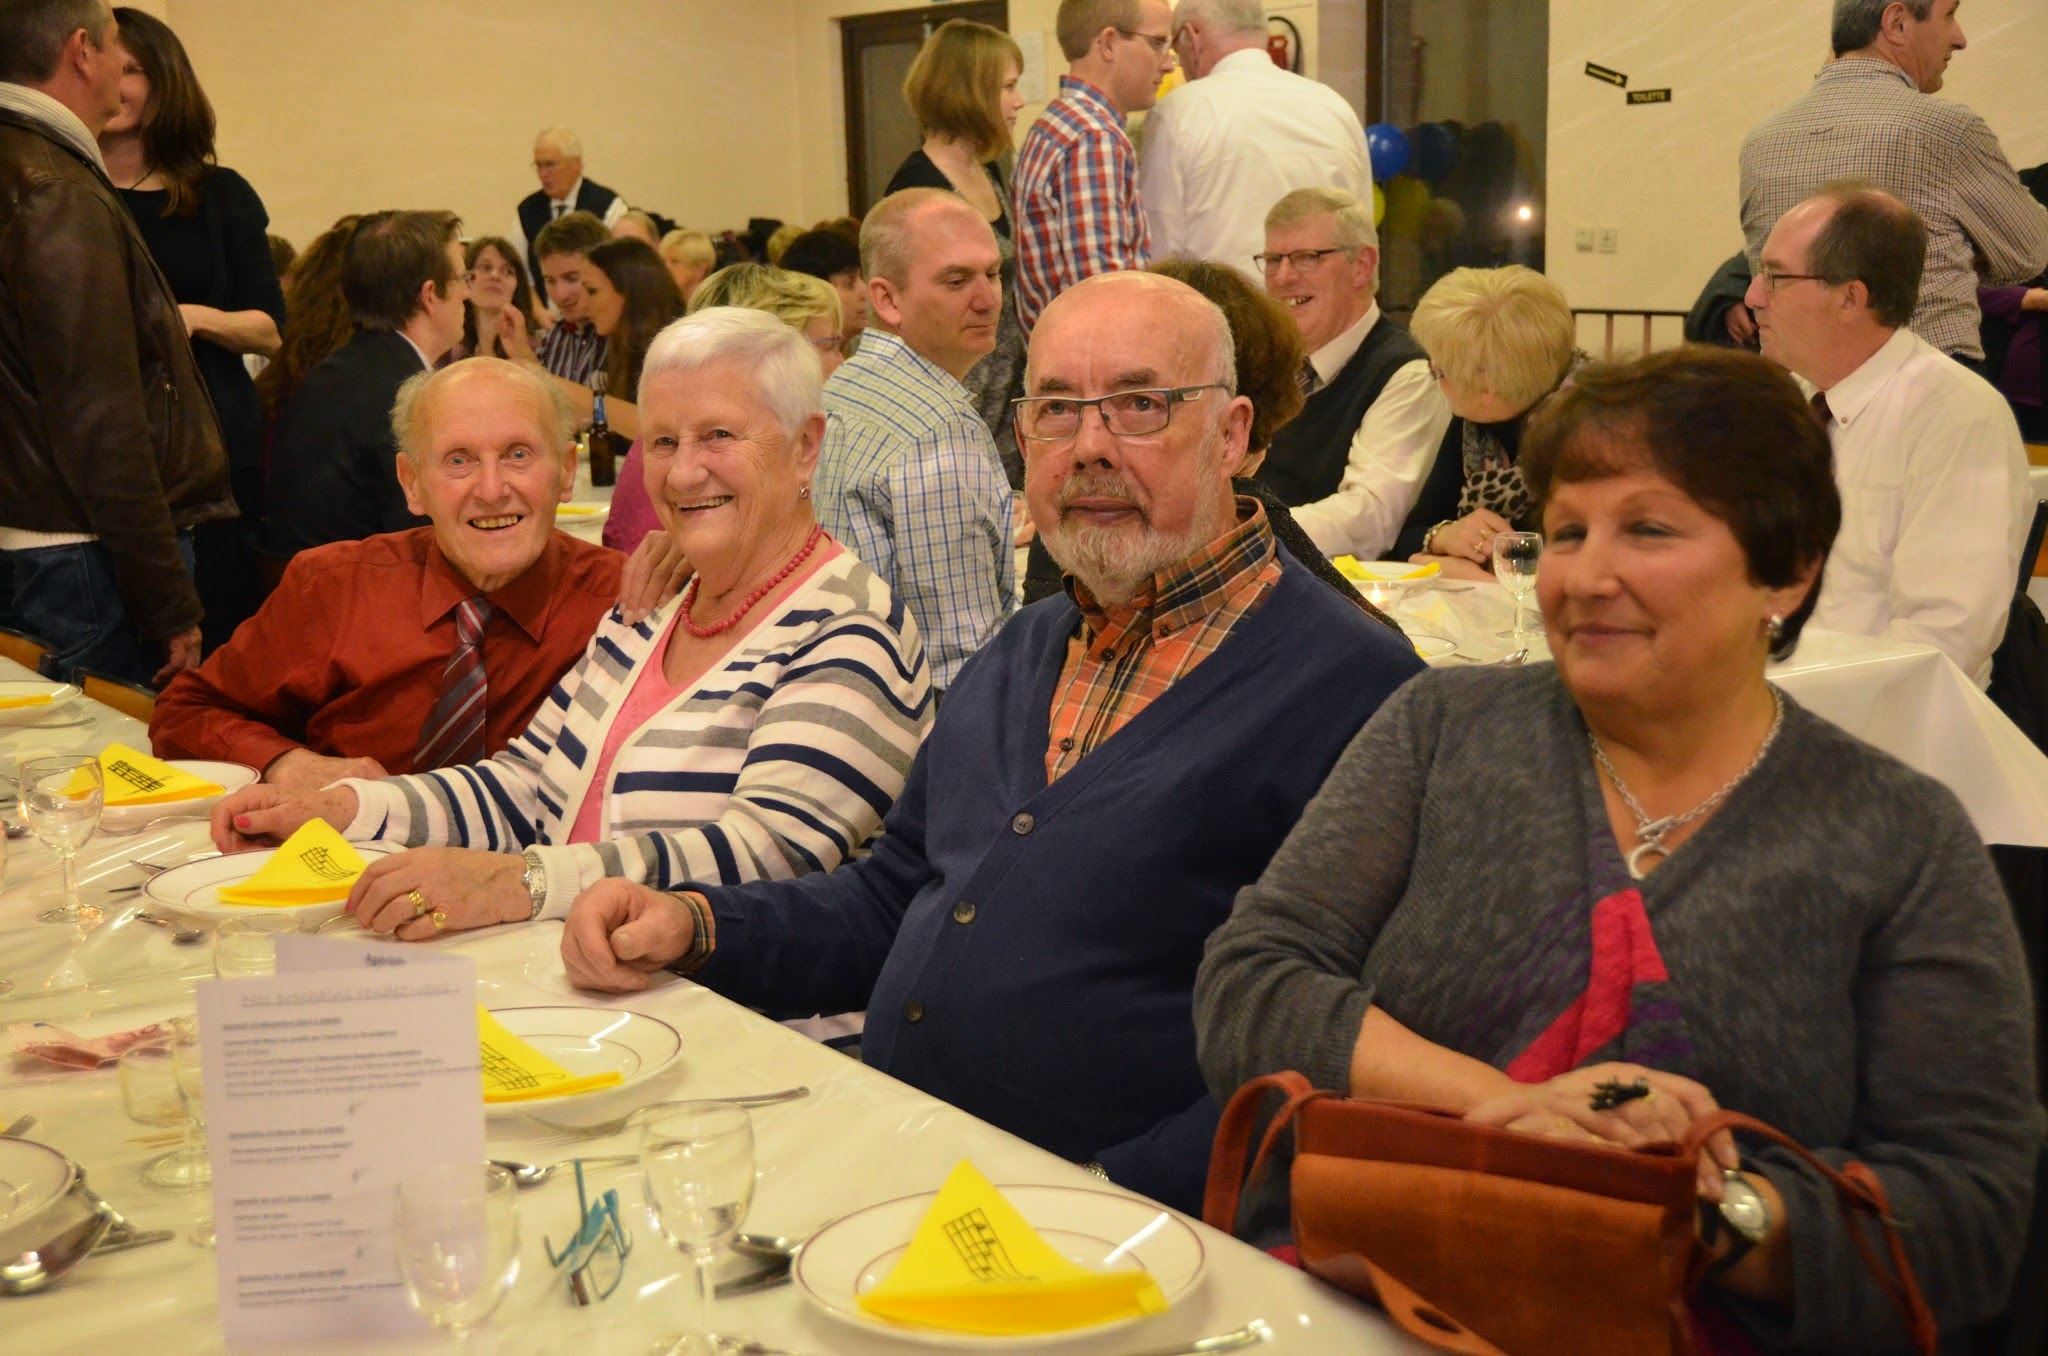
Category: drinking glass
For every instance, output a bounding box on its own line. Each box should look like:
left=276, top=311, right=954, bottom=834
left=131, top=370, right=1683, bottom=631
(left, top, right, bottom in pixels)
left=1492, top=531, right=1544, bottom=646
left=213, top=916, right=294, bottom=977
left=393, top=1164, right=521, bottom=1342
left=640, top=1103, right=756, bottom=1356
left=120, top=1039, right=186, bottom=1127
left=22, top=755, right=103, bottom=924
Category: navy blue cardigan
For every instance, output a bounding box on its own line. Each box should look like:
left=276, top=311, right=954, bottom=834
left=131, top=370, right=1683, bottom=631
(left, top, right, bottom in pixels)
left=694, top=552, right=1423, bottom=1212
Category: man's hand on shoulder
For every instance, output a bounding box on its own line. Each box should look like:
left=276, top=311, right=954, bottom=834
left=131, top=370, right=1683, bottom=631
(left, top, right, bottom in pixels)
left=561, top=881, right=699, bottom=992
left=617, top=532, right=692, bottom=625
left=265, top=748, right=390, bottom=795
left=153, top=627, right=203, bottom=686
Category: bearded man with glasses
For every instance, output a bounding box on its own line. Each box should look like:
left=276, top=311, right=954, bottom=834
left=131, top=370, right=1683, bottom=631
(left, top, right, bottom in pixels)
left=564, top=271, right=1422, bottom=1217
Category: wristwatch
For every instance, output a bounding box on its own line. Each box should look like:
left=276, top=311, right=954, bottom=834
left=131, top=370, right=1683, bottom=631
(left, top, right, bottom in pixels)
left=1699, top=1168, right=1771, bottom=1274
left=519, top=849, right=547, bottom=920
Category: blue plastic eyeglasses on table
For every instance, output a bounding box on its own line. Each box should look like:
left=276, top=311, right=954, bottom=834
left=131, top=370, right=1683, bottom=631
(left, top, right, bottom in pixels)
left=544, top=1160, right=634, bottom=1305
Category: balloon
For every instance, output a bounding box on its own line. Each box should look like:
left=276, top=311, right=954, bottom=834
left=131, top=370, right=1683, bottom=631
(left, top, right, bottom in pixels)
left=1372, top=182, right=1386, bottom=227
left=1382, top=175, right=1429, bottom=236
left=1413, top=123, right=1458, bottom=183
left=1365, top=123, right=1410, bottom=182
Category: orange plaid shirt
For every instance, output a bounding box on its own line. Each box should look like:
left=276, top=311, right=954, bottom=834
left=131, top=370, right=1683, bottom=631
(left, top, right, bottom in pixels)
left=1045, top=497, right=1282, bottom=781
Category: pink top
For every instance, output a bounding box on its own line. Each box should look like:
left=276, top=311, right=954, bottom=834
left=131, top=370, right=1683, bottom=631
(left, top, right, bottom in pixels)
left=566, top=541, right=844, bottom=843
left=566, top=605, right=688, bottom=843
left=601, top=439, right=662, bottom=554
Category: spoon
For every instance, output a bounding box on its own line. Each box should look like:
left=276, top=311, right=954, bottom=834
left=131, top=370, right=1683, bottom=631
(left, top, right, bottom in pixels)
left=132, top=911, right=208, bottom=945
left=1126, top=1320, right=1274, bottom=1355
left=490, top=1151, right=638, bottom=1187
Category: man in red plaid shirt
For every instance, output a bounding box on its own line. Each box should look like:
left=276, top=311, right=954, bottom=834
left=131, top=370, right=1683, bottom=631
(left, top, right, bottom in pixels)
left=1012, top=0, right=1177, bottom=335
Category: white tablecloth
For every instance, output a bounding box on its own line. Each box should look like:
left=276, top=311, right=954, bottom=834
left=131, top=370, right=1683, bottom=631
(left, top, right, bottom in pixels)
left=0, top=673, right=1415, bottom=1355
left=1370, top=579, right=2048, bottom=848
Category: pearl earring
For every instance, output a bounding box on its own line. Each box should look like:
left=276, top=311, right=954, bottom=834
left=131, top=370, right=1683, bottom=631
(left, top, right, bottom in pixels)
left=1765, top=613, right=1785, bottom=644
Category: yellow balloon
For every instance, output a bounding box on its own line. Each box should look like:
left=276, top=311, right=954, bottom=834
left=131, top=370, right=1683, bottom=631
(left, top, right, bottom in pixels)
left=1372, top=183, right=1387, bottom=228
left=1383, top=176, right=1429, bottom=235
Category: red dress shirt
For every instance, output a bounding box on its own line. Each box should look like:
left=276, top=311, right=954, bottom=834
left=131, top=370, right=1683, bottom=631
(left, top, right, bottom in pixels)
left=150, top=528, right=621, bottom=775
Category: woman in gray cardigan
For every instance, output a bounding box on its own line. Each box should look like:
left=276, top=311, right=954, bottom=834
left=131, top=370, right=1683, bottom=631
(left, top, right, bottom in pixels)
left=1195, top=348, right=2041, bottom=1351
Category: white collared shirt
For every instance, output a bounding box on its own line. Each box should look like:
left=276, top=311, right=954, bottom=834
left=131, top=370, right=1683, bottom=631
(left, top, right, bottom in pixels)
left=547, top=177, right=629, bottom=230
left=1136, top=49, right=1370, bottom=281
left=1808, top=326, right=2031, bottom=686
left=1289, top=302, right=1454, bottom=560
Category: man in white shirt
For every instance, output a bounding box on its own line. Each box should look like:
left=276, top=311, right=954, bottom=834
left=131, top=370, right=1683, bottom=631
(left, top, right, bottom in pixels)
left=1257, top=187, right=1452, bottom=561
left=1137, top=0, right=1369, bottom=282
left=1748, top=184, right=2030, bottom=686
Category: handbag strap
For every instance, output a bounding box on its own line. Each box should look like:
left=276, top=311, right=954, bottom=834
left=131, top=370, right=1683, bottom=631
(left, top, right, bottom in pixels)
left=1203, top=1070, right=1322, bottom=1232
left=1205, top=1074, right=1512, bottom=1355
left=1685, top=1110, right=1937, bottom=1355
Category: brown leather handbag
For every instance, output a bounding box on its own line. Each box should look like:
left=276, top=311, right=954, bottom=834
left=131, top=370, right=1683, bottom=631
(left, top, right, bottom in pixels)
left=1203, top=1071, right=1937, bottom=1356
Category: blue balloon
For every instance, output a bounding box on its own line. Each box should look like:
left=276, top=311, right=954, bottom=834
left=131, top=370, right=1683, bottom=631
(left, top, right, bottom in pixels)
left=1413, top=123, right=1458, bottom=183
left=1366, top=123, right=1410, bottom=182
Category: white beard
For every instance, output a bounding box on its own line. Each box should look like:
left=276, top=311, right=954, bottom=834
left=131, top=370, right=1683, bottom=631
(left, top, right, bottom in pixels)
left=1039, top=434, right=1234, bottom=609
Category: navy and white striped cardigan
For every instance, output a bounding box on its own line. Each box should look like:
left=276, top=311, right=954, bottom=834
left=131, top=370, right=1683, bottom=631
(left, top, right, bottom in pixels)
left=340, top=552, right=933, bottom=915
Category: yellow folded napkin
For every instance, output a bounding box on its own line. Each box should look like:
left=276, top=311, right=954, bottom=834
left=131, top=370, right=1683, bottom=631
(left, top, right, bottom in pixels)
left=92, top=742, right=225, bottom=805
left=214, top=820, right=367, bottom=906
left=856, top=1161, right=1169, bottom=1336
left=477, top=1007, right=623, bottom=1103
left=556, top=503, right=603, bottom=516
left=1331, top=555, right=1438, bottom=582
left=0, top=693, right=53, bottom=711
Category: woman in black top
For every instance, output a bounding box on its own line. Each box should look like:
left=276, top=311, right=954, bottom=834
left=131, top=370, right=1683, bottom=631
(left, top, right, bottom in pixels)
left=100, top=8, right=286, bottom=648
left=887, top=19, right=1029, bottom=487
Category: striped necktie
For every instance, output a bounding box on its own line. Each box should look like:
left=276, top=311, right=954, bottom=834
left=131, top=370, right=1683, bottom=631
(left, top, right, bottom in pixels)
left=1298, top=359, right=1320, bottom=397
left=416, top=597, right=492, bottom=770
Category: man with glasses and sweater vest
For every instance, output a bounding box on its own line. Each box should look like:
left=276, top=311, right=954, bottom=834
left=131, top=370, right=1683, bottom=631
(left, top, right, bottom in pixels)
left=1257, top=187, right=1453, bottom=563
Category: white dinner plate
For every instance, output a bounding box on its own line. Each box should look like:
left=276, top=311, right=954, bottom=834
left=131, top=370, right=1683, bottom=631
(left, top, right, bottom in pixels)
left=100, top=760, right=257, bottom=830
left=556, top=503, right=610, bottom=523
left=0, top=1139, right=74, bottom=1238
left=793, top=1184, right=1206, bottom=1348
left=141, top=841, right=403, bottom=923
left=0, top=682, right=80, bottom=730
left=1409, top=633, right=1456, bottom=660
left=484, top=1006, right=681, bottom=1115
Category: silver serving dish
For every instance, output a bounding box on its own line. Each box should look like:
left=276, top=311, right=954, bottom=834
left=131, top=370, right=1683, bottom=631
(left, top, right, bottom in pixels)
left=0, top=1138, right=115, bottom=1295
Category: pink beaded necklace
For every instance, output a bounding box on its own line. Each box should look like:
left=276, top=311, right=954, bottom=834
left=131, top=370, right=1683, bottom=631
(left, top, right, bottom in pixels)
left=678, top=524, right=827, bottom=638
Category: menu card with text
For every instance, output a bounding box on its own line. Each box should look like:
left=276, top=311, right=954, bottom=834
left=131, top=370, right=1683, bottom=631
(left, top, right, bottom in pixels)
left=196, top=937, right=483, bottom=1344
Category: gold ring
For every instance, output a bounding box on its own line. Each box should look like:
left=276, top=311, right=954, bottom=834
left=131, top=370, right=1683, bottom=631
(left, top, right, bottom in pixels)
left=430, top=910, right=448, bottom=931
left=408, top=889, right=430, bottom=918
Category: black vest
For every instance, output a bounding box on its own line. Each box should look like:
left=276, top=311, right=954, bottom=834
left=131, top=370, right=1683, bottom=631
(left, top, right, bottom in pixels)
left=1262, top=314, right=1428, bottom=509
left=518, top=178, right=622, bottom=282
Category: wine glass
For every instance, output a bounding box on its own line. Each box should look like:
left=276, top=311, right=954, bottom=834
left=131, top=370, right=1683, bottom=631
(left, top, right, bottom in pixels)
left=174, top=1038, right=217, bottom=1246
left=1492, top=531, right=1544, bottom=647
left=214, top=916, right=293, bottom=977
left=641, top=1103, right=757, bottom=1356
left=393, top=1164, right=521, bottom=1342
left=22, top=755, right=103, bottom=924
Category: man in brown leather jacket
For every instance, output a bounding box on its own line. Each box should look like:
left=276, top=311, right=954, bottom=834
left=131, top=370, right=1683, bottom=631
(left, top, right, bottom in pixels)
left=0, top=0, right=232, bottom=685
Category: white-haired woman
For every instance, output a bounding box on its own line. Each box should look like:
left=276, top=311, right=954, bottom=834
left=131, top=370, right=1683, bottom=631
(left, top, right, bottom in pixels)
left=213, top=308, right=933, bottom=939
left=1407, top=265, right=1584, bottom=579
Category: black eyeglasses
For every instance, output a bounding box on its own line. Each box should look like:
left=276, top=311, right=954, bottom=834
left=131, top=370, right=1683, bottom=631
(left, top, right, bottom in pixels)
left=1115, top=27, right=1173, bottom=56
left=544, top=1161, right=633, bottom=1305
left=1755, top=268, right=1832, bottom=293
left=1253, top=247, right=1356, bottom=274
left=1012, top=385, right=1230, bottom=441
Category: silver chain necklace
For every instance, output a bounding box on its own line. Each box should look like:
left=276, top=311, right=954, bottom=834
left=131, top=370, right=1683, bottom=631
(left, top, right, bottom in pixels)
left=1588, top=689, right=1785, bottom=880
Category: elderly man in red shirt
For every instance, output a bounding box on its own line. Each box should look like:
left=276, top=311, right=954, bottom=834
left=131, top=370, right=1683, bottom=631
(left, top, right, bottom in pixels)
left=152, top=358, right=622, bottom=793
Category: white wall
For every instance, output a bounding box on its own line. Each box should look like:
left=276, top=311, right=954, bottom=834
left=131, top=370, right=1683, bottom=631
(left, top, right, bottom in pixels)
left=171, top=0, right=812, bottom=253
left=1545, top=0, right=2048, bottom=314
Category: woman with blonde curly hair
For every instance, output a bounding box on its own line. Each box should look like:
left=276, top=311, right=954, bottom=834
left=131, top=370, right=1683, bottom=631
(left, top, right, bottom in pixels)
left=1406, top=264, right=1584, bottom=578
